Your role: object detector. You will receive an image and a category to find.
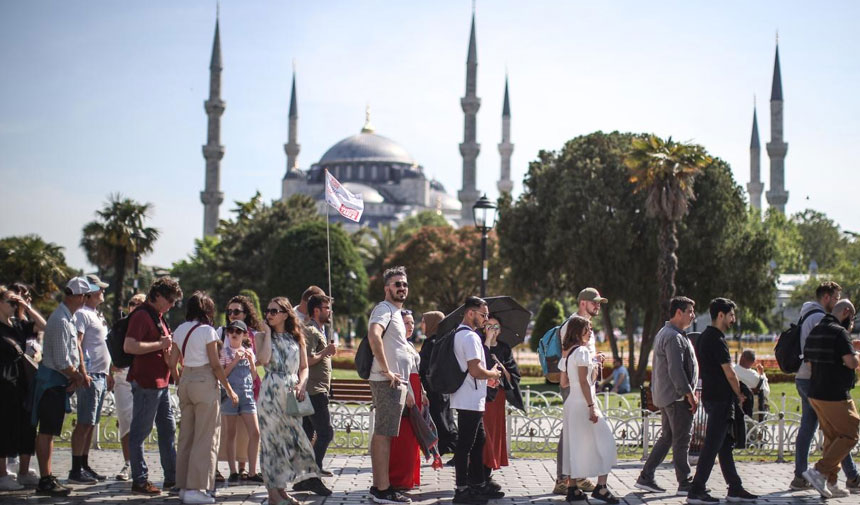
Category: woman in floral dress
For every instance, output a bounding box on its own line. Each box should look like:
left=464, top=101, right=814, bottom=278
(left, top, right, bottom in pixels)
left=256, top=297, right=331, bottom=505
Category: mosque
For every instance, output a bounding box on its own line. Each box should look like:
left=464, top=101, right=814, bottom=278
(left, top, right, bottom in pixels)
left=199, top=11, right=512, bottom=236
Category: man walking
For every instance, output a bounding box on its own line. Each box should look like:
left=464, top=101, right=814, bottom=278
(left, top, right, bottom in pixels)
left=33, top=277, right=91, bottom=496
left=367, top=266, right=413, bottom=504
left=635, top=296, right=699, bottom=495
left=124, top=277, right=182, bottom=495
left=802, top=299, right=859, bottom=499
left=791, top=281, right=859, bottom=492
left=299, top=294, right=336, bottom=479
left=686, top=298, right=757, bottom=504
left=553, top=287, right=607, bottom=495
left=69, top=274, right=112, bottom=484
left=451, top=297, right=503, bottom=505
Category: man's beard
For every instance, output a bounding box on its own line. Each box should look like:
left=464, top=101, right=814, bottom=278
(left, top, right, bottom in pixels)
left=392, top=290, right=407, bottom=301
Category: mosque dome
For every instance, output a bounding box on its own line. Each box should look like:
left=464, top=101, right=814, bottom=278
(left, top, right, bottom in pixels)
left=319, top=131, right=415, bottom=165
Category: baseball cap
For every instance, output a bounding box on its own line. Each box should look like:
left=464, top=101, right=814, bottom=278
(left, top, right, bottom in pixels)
left=66, top=277, right=99, bottom=295
left=86, top=274, right=109, bottom=289
left=578, top=287, right=608, bottom=304
left=226, top=320, right=248, bottom=333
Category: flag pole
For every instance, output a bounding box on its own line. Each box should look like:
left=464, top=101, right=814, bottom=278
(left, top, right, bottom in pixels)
left=325, top=170, right=334, bottom=339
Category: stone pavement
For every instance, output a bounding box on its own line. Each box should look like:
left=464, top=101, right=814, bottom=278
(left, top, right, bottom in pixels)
left=0, top=449, right=853, bottom=504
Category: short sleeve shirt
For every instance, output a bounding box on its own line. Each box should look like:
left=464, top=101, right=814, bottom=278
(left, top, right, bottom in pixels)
left=42, top=303, right=80, bottom=373
left=809, top=323, right=856, bottom=401
left=450, top=325, right=487, bottom=412
left=368, top=301, right=412, bottom=381
left=74, top=306, right=111, bottom=374
left=126, top=303, right=171, bottom=389
left=696, top=326, right=734, bottom=403
left=173, top=321, right=218, bottom=367
left=305, top=323, right=332, bottom=395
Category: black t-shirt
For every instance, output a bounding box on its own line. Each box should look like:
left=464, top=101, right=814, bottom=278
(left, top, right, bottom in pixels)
left=0, top=319, right=35, bottom=365
left=695, top=326, right=734, bottom=403
left=808, top=317, right=857, bottom=401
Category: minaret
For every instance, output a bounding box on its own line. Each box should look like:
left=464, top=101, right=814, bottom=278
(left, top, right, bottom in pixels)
left=765, top=40, right=788, bottom=213
left=281, top=70, right=301, bottom=199
left=458, top=10, right=481, bottom=223
left=747, top=102, right=763, bottom=210
left=497, top=76, right=514, bottom=194
left=200, top=16, right=225, bottom=237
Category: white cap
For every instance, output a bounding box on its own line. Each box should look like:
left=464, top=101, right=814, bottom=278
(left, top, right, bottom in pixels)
left=66, top=277, right=99, bottom=295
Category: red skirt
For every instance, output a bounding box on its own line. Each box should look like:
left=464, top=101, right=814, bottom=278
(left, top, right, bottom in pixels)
left=389, top=373, right=422, bottom=489
left=482, top=389, right=509, bottom=470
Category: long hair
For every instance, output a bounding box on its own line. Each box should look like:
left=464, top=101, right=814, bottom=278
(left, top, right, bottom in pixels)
left=226, top=295, right=263, bottom=332
left=185, top=291, right=215, bottom=325
left=270, top=296, right=305, bottom=348
left=562, top=315, right=590, bottom=352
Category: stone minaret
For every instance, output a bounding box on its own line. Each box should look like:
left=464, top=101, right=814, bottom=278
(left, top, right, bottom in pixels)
left=747, top=103, right=763, bottom=210
left=765, top=41, right=788, bottom=213
left=497, top=76, right=513, bottom=195
left=200, top=17, right=225, bottom=237
left=281, top=70, right=301, bottom=199
left=458, top=11, right=481, bottom=223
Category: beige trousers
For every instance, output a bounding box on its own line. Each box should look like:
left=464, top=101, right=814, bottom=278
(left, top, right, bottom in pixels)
left=176, top=366, right=221, bottom=491
left=809, top=398, right=860, bottom=483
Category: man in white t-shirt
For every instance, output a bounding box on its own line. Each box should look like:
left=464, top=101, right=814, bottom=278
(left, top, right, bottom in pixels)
left=366, top=267, right=413, bottom=505
left=451, top=297, right=503, bottom=505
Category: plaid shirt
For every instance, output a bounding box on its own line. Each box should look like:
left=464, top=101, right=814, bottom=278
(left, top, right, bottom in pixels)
left=42, top=302, right=80, bottom=373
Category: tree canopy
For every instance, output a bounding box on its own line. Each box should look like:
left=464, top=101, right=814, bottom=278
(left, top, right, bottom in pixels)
left=0, top=234, right=75, bottom=312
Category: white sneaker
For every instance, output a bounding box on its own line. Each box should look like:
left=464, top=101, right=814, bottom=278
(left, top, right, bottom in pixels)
left=6, top=457, right=18, bottom=475
left=116, top=462, right=130, bottom=481
left=179, top=489, right=186, bottom=500
left=827, top=481, right=849, bottom=498
left=0, top=474, right=24, bottom=491
left=183, top=489, right=215, bottom=504
left=803, top=468, right=832, bottom=498
left=16, top=471, right=39, bottom=487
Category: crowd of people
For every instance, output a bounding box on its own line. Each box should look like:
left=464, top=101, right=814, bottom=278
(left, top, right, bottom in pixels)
left=0, top=269, right=857, bottom=505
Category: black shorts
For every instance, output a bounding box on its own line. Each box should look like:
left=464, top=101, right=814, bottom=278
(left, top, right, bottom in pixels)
left=37, top=386, right=67, bottom=436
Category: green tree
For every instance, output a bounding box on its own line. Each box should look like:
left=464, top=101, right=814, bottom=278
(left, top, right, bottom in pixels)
left=0, top=234, right=75, bottom=311
left=355, top=223, right=401, bottom=277
left=763, top=209, right=804, bottom=273
left=626, top=135, right=711, bottom=320
left=792, top=209, right=844, bottom=271
left=395, top=211, right=452, bottom=241
left=531, top=299, right=564, bottom=352
left=171, top=235, right=221, bottom=300
left=81, top=194, right=159, bottom=323
left=267, top=221, right=369, bottom=317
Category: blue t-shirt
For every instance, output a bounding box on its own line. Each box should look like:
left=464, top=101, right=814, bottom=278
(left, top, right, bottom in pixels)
left=611, top=365, right=630, bottom=393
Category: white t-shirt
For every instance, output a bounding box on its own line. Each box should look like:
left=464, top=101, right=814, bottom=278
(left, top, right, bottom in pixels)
left=733, top=364, right=770, bottom=398
left=173, top=321, right=218, bottom=367
left=559, top=314, right=597, bottom=355
left=450, top=325, right=487, bottom=412
left=368, top=301, right=413, bottom=381
left=73, top=306, right=111, bottom=374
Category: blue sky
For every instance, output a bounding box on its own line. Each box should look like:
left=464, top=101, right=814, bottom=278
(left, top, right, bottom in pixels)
left=2, top=1, right=859, bottom=271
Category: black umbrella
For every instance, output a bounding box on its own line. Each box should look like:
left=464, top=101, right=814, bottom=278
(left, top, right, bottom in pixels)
left=436, top=296, right=532, bottom=348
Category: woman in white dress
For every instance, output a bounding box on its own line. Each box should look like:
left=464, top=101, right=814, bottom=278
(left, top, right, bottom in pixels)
left=559, top=315, right=618, bottom=504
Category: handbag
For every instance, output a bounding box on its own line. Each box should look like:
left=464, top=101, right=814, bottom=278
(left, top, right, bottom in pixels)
left=285, top=389, right=314, bottom=416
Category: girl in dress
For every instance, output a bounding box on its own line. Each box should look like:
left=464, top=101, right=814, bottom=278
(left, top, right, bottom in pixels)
left=256, top=297, right=330, bottom=505
left=559, top=316, right=618, bottom=504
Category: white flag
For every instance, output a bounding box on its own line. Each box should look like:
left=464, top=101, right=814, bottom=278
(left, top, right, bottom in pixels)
left=324, top=170, right=364, bottom=222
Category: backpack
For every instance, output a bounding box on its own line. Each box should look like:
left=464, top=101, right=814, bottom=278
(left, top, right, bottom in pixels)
left=427, top=327, right=471, bottom=394
left=106, top=304, right=164, bottom=369
left=355, top=305, right=394, bottom=380
left=537, top=325, right=563, bottom=383
left=774, top=309, right=823, bottom=373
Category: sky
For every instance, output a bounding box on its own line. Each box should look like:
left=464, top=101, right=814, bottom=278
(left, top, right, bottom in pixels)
left=2, top=1, right=860, bottom=272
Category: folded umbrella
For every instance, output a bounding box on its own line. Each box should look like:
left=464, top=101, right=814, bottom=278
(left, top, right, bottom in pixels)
left=408, top=405, right=443, bottom=468
left=436, top=296, right=532, bottom=348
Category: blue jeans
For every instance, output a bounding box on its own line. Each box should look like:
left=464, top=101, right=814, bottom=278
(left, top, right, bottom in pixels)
left=795, top=378, right=858, bottom=479
left=129, top=382, right=176, bottom=485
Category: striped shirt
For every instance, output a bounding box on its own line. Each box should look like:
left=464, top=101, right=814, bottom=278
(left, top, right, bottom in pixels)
left=42, top=302, right=80, bottom=373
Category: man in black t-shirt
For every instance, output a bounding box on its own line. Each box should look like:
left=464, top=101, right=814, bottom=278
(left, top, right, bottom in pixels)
left=687, top=298, right=757, bottom=505
left=801, top=299, right=860, bottom=499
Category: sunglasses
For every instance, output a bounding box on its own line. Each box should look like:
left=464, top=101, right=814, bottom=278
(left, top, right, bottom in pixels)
left=226, top=328, right=246, bottom=335
left=485, top=324, right=500, bottom=330
left=226, top=309, right=245, bottom=317
left=266, top=308, right=287, bottom=315
left=392, top=281, right=409, bottom=288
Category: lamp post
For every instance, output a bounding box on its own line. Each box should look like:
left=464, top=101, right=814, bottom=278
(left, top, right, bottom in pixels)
left=472, top=194, right=498, bottom=298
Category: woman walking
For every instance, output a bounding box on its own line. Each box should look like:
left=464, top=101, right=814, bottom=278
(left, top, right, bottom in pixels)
left=559, top=316, right=618, bottom=504
left=256, top=297, right=330, bottom=505
left=169, top=292, right=238, bottom=505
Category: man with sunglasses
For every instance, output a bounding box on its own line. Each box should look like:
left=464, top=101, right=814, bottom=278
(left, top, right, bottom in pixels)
left=367, top=266, right=413, bottom=504
left=123, top=277, right=182, bottom=495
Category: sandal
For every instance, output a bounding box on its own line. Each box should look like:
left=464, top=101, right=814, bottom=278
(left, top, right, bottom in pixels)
left=566, top=485, right=586, bottom=502
left=215, top=470, right=225, bottom=483
left=591, top=484, right=619, bottom=504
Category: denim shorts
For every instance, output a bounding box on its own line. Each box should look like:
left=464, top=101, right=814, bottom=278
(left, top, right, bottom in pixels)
left=221, top=387, right=256, bottom=415
left=76, top=373, right=108, bottom=425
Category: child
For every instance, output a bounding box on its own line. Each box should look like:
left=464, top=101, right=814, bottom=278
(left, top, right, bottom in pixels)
left=219, top=320, right=262, bottom=482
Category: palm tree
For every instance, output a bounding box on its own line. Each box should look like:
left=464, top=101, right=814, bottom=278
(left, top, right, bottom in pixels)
left=0, top=234, right=74, bottom=302
left=626, top=135, right=711, bottom=318
left=81, top=194, right=159, bottom=323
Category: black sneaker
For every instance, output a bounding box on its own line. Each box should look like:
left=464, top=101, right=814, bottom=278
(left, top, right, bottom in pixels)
left=162, top=480, right=176, bottom=490
left=677, top=479, right=692, bottom=496
left=36, top=476, right=71, bottom=497
left=68, top=469, right=97, bottom=484
left=484, top=479, right=502, bottom=493
left=228, top=472, right=240, bottom=483
left=476, top=482, right=504, bottom=499
left=452, top=487, right=488, bottom=505
left=727, top=488, right=758, bottom=502
left=634, top=477, right=665, bottom=493
left=591, top=484, right=619, bottom=504
left=565, top=485, right=587, bottom=502
left=82, top=466, right=106, bottom=482
left=320, top=469, right=334, bottom=477
left=686, top=490, right=720, bottom=505
left=370, top=486, right=413, bottom=504
left=293, top=477, right=332, bottom=496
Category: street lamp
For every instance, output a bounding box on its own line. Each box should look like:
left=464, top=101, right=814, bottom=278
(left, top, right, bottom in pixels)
left=472, top=194, right=498, bottom=298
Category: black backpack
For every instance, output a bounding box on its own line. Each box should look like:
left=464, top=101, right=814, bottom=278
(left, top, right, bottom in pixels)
left=107, top=304, right=164, bottom=369
left=427, top=327, right=471, bottom=394
left=355, top=305, right=394, bottom=380
left=774, top=309, right=823, bottom=373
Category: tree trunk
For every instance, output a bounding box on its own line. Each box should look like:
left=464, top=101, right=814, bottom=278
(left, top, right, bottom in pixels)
left=602, top=307, right=619, bottom=359
left=624, top=303, right=636, bottom=370
left=633, top=304, right=657, bottom=387
left=112, top=251, right=127, bottom=325
left=657, top=219, right=679, bottom=322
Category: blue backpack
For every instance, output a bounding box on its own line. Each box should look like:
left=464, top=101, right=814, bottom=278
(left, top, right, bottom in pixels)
left=537, top=325, right=562, bottom=383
